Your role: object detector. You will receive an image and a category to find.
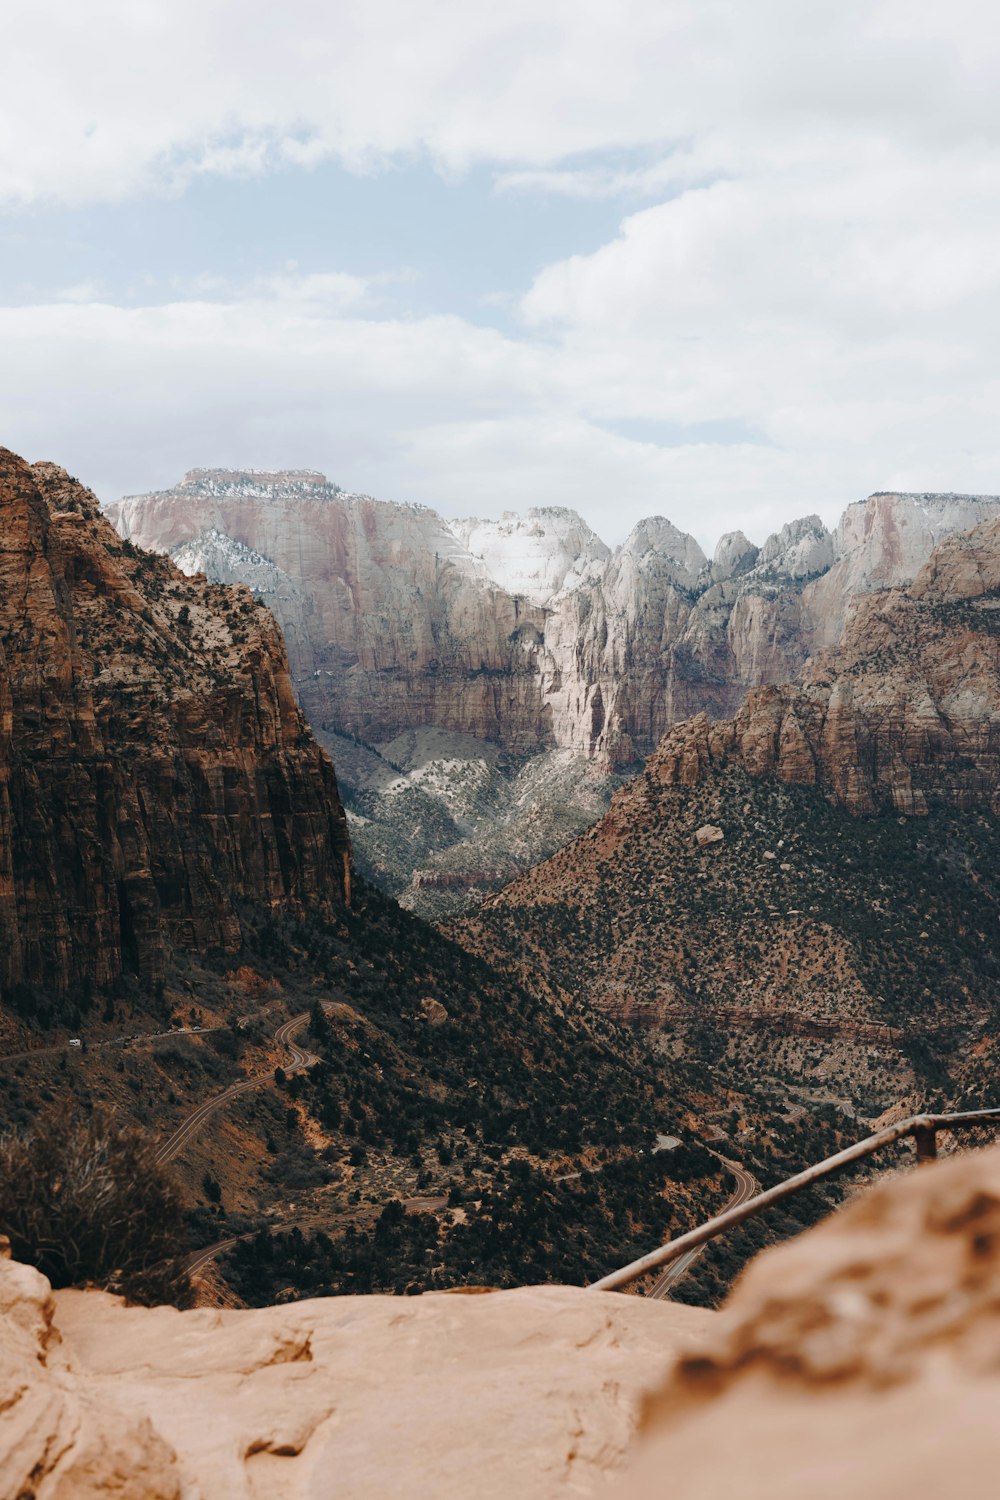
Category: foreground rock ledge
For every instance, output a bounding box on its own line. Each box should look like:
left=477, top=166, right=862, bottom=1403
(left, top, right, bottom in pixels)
left=617, top=1141, right=1000, bottom=1500
left=0, top=1262, right=711, bottom=1500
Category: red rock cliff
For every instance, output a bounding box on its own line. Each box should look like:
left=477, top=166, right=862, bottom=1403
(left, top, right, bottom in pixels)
left=0, top=449, right=351, bottom=996
left=649, top=515, right=1000, bottom=816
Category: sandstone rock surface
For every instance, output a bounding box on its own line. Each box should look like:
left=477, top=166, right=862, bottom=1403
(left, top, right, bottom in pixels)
left=0, top=1249, right=712, bottom=1500
left=618, top=1142, right=1000, bottom=1500
left=0, top=449, right=351, bottom=995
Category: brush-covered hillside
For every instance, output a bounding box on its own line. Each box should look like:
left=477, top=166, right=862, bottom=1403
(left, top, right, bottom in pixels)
left=452, top=519, right=1000, bottom=1118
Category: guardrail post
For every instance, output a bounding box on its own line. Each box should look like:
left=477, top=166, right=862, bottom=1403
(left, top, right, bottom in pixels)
left=913, top=1124, right=937, bottom=1166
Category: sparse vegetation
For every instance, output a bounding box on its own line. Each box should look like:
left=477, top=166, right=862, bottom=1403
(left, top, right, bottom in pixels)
left=0, top=1111, right=191, bottom=1306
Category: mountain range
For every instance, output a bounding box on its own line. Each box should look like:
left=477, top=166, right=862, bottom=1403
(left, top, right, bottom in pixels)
left=107, top=469, right=1000, bottom=913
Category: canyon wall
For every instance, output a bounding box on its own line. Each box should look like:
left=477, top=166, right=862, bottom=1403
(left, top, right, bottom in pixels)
left=0, top=450, right=351, bottom=997
left=108, top=471, right=1000, bottom=770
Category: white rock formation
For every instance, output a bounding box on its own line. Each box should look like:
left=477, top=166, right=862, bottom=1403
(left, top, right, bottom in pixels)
left=106, top=473, right=1000, bottom=896
left=448, top=507, right=610, bottom=607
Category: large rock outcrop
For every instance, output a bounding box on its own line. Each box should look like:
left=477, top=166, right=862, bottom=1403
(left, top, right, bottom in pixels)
left=619, top=1141, right=1000, bottom=1499
left=0, top=1240, right=711, bottom=1500
left=650, top=512, right=1000, bottom=817
left=0, top=449, right=351, bottom=997
left=10, top=1141, right=1000, bottom=1499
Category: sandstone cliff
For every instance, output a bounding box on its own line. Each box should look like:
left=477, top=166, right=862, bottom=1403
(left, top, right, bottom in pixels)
left=108, top=473, right=1000, bottom=770
left=107, top=473, right=1000, bottom=909
left=0, top=450, right=351, bottom=998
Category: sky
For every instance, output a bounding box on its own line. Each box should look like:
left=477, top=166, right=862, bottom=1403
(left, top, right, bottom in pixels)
left=2, top=1, right=1000, bottom=550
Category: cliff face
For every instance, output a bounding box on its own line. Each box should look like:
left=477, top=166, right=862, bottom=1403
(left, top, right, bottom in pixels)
left=108, top=470, right=554, bottom=754
left=0, top=450, right=351, bottom=997
left=451, top=519, right=1000, bottom=1103
left=108, top=473, right=1000, bottom=772
left=652, top=513, right=1000, bottom=817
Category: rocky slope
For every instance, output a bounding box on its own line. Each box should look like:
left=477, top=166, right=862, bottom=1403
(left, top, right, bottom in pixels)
left=324, top=726, right=623, bottom=918
left=453, top=518, right=1000, bottom=1111
left=108, top=471, right=1000, bottom=909
left=0, top=450, right=351, bottom=999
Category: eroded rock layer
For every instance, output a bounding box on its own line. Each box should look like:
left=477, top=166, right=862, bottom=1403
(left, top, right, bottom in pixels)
left=0, top=449, right=350, bottom=996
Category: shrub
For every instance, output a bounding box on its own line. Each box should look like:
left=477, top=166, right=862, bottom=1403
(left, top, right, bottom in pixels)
left=0, top=1111, right=191, bottom=1306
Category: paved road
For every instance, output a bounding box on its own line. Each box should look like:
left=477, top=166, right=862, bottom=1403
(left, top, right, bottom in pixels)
left=154, top=1008, right=325, bottom=1166
left=648, top=1158, right=757, bottom=1299
left=0, top=1024, right=225, bottom=1068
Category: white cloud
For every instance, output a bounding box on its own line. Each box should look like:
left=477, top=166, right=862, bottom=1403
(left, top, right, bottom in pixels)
left=3, top=2, right=998, bottom=204
left=2, top=2, right=1000, bottom=545
left=3, top=263, right=998, bottom=551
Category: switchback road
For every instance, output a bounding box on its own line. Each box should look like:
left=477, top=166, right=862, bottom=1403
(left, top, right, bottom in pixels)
left=154, top=1008, right=326, bottom=1166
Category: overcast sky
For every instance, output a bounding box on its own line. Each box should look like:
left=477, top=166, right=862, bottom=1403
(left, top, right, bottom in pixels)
left=2, top=1, right=999, bottom=548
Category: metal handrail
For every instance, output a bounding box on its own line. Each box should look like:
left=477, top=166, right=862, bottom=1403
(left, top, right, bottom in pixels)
left=588, top=1107, right=1000, bottom=1294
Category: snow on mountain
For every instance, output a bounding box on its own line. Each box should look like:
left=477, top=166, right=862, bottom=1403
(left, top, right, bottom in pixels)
left=170, top=529, right=286, bottom=594
left=447, top=507, right=611, bottom=607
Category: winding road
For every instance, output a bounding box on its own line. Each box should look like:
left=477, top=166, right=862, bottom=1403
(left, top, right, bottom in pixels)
left=154, top=1008, right=325, bottom=1166
left=648, top=1158, right=758, bottom=1299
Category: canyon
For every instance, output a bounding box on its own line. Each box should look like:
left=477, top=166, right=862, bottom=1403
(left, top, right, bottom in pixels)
left=6, top=444, right=804, bottom=1313
left=108, top=470, right=1000, bottom=913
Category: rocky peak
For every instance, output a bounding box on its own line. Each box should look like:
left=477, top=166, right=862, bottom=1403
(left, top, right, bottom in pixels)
left=711, top=530, right=759, bottom=582
left=756, top=514, right=835, bottom=580
left=447, top=507, right=610, bottom=607
left=618, top=516, right=707, bottom=588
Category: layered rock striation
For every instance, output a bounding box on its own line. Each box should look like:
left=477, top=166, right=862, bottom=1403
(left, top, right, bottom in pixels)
left=0, top=450, right=351, bottom=997
left=108, top=474, right=1000, bottom=771
left=651, top=513, right=1000, bottom=817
